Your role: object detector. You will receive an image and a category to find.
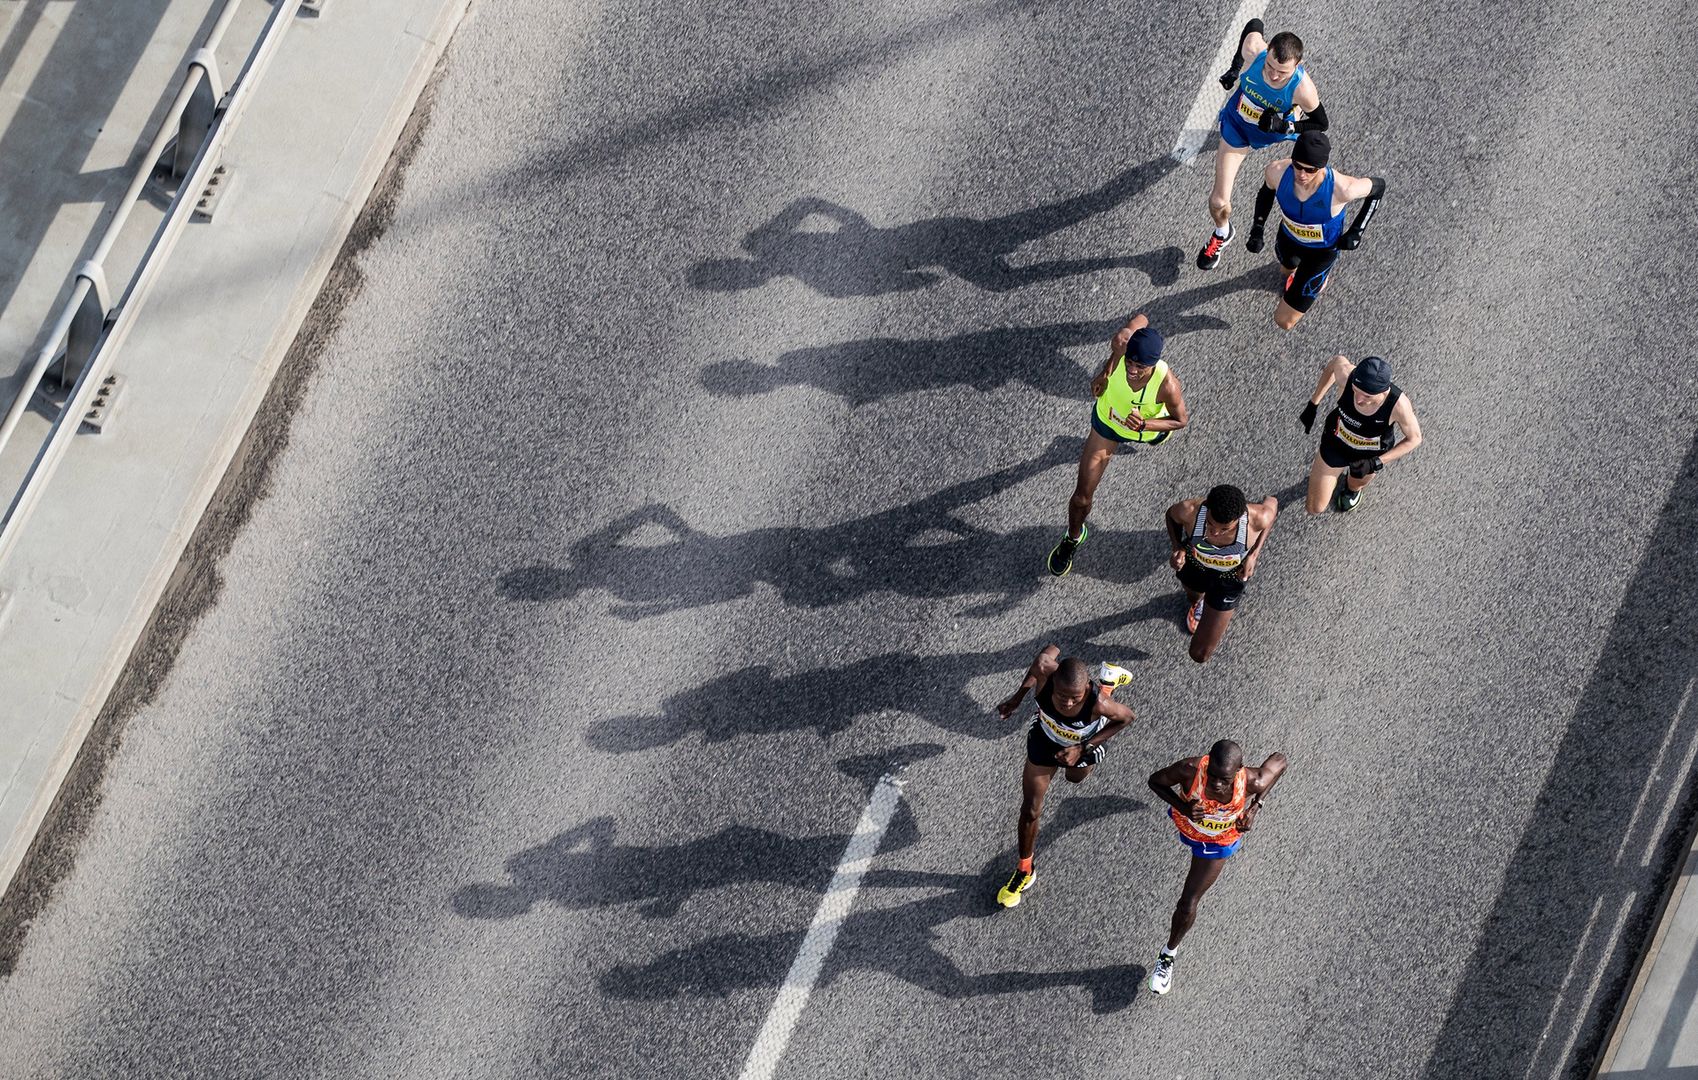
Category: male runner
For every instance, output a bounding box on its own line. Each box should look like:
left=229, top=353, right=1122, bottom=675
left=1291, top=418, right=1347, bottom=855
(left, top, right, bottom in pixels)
left=1048, top=313, right=1189, bottom=577
left=1145, top=740, right=1287, bottom=995
left=1301, top=353, right=1424, bottom=514
left=1242, top=130, right=1387, bottom=330
left=1164, top=485, right=1278, bottom=664
left=1197, top=22, right=1327, bottom=270
left=993, top=649, right=1135, bottom=908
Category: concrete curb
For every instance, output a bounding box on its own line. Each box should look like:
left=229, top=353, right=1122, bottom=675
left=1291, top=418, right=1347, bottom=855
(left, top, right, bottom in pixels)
left=0, top=0, right=470, bottom=913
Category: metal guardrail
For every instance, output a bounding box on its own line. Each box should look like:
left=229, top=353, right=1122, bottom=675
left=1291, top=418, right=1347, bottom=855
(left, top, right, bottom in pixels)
left=0, top=0, right=307, bottom=576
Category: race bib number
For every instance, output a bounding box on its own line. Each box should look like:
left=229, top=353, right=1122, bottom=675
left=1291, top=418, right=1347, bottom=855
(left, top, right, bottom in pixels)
left=1192, top=548, right=1244, bottom=572
left=1283, top=218, right=1327, bottom=244
left=1196, top=812, right=1237, bottom=835
left=1235, top=95, right=1265, bottom=124
left=1336, top=423, right=1382, bottom=451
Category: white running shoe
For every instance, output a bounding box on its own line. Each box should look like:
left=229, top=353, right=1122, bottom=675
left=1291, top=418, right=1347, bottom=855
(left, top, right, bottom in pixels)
left=1095, top=662, right=1133, bottom=692
left=1148, top=952, right=1176, bottom=995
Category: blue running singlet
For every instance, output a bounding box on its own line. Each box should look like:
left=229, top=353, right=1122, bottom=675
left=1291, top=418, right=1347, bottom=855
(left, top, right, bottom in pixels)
left=1277, top=166, right=1346, bottom=248
left=1218, top=51, right=1306, bottom=149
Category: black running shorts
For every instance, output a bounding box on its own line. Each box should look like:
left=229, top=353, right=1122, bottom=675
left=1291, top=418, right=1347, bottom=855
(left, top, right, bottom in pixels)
left=1177, top=560, right=1246, bottom=612
left=1275, top=228, right=1340, bottom=314
left=1026, top=723, right=1103, bottom=770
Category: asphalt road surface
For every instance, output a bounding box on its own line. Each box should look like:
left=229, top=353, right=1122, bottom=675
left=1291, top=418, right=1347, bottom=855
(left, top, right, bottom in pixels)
left=4, top=0, right=1698, bottom=1077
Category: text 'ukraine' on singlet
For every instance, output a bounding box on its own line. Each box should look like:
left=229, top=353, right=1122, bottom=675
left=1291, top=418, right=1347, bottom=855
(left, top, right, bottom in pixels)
left=1227, top=51, right=1305, bottom=138
left=1328, top=378, right=1403, bottom=453
left=1095, top=358, right=1171, bottom=443
left=1277, top=165, right=1346, bottom=248
left=1187, top=504, right=1249, bottom=575
left=1032, top=678, right=1105, bottom=747
left=1170, top=755, right=1249, bottom=845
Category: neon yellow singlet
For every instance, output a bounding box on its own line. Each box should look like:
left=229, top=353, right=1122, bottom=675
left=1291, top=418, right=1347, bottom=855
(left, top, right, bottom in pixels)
left=1094, top=358, right=1171, bottom=443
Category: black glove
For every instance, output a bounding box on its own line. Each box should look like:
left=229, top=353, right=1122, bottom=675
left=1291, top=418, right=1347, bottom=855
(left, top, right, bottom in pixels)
left=1299, top=402, right=1318, bottom=432
left=1257, top=109, right=1292, bottom=135
left=1337, top=229, right=1363, bottom=251
left=1245, top=225, right=1265, bottom=254
left=1365, top=456, right=1385, bottom=473
left=1219, top=69, right=1239, bottom=91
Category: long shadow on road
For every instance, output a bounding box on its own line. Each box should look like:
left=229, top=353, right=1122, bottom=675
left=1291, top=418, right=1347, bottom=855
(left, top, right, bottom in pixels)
left=1422, top=432, right=1698, bottom=1078
left=499, top=436, right=1175, bottom=620
left=456, top=791, right=1146, bottom=1013
left=588, top=601, right=1173, bottom=751
left=699, top=267, right=1266, bottom=406
left=689, top=155, right=1182, bottom=298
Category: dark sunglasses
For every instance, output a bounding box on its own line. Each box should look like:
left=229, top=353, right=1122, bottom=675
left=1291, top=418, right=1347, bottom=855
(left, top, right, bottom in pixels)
left=1291, top=161, right=1322, bottom=175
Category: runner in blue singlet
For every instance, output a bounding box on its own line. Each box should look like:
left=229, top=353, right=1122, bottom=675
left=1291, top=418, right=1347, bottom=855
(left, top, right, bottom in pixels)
left=1197, top=23, right=1328, bottom=271
left=1242, top=130, right=1389, bottom=330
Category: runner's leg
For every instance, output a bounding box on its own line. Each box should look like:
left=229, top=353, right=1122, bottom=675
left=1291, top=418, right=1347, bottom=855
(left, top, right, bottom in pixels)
left=1018, top=762, right=1057, bottom=861
left=1210, top=145, right=1252, bottom=230
left=1167, top=853, right=1230, bottom=949
left=1189, top=604, right=1236, bottom=664
left=1306, top=453, right=1347, bottom=514
left=1069, top=431, right=1119, bottom=538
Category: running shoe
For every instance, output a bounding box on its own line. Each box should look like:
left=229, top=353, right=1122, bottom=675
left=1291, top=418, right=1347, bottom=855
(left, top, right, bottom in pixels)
left=1334, top=485, right=1362, bottom=513
left=1046, top=524, right=1088, bottom=577
left=1196, top=225, right=1233, bottom=270
left=1185, top=597, right=1205, bottom=635
left=1148, top=952, right=1176, bottom=995
left=996, top=867, right=1037, bottom=909
left=1094, top=662, right=1134, bottom=692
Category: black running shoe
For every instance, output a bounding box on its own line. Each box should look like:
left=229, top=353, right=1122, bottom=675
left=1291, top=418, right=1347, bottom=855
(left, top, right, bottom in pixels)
left=1334, top=485, right=1363, bottom=513
left=1046, top=524, right=1088, bottom=577
left=1196, top=225, right=1233, bottom=269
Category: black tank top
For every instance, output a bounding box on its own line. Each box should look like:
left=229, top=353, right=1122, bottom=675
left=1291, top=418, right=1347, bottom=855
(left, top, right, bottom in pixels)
left=1327, top=379, right=1402, bottom=453
left=1032, top=678, right=1104, bottom=746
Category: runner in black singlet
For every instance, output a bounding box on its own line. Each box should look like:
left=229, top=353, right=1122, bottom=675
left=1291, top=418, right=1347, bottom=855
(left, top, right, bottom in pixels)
left=1300, top=354, right=1424, bottom=514
left=992, top=648, right=1135, bottom=908
left=1164, top=484, right=1279, bottom=664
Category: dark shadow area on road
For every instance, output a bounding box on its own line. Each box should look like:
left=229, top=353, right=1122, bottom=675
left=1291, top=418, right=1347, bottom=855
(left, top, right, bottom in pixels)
left=688, top=155, right=1181, bottom=298
left=586, top=600, right=1172, bottom=752
left=698, top=266, right=1264, bottom=406
left=500, top=436, right=1184, bottom=620
left=1421, top=432, right=1698, bottom=1079
left=588, top=793, right=1145, bottom=1013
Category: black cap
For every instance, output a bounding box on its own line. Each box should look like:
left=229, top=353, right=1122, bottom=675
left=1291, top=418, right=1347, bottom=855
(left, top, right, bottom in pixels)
left=1127, top=326, right=1164, bottom=366
left=1351, top=355, right=1392, bottom=393
left=1293, top=130, right=1330, bottom=168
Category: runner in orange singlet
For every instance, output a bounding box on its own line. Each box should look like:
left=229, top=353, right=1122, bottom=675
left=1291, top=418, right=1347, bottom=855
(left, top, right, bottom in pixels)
left=1144, top=740, right=1287, bottom=995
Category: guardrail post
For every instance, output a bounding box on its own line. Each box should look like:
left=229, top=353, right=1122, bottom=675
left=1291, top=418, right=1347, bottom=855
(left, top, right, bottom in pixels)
left=170, top=49, right=226, bottom=182
left=57, top=262, right=111, bottom=394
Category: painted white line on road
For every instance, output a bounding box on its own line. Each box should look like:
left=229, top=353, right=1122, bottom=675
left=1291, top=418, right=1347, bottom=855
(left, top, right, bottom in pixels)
left=1523, top=893, right=1610, bottom=1080
left=1642, top=676, right=1698, bottom=866
left=737, top=774, right=904, bottom=1080
left=1170, top=0, right=1269, bottom=165
left=1612, top=674, right=1697, bottom=865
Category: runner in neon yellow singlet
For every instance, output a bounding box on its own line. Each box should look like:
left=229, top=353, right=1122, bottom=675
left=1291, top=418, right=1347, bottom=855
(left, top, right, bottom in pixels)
left=1047, top=313, right=1189, bottom=577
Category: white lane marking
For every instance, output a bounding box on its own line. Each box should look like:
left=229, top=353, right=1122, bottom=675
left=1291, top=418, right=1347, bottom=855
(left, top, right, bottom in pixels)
left=1643, top=676, right=1698, bottom=866
left=1544, top=892, right=1636, bottom=1077
left=1171, top=0, right=1270, bottom=165
left=1612, top=675, right=1695, bottom=865
left=1523, top=894, right=1610, bottom=1080
left=737, top=774, right=904, bottom=1080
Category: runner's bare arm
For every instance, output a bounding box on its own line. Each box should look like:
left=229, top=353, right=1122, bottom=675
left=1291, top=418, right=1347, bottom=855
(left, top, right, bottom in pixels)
left=1293, top=77, right=1321, bottom=115
left=1149, top=758, right=1202, bottom=816
left=1093, top=313, right=1146, bottom=398
left=1379, top=394, right=1424, bottom=465
left=1237, top=754, right=1287, bottom=831
left=1239, top=497, right=1279, bottom=580
left=1334, top=174, right=1388, bottom=249
left=1165, top=499, right=1197, bottom=569
left=1263, top=158, right=1292, bottom=188
left=1140, top=370, right=1188, bottom=432
left=997, top=646, right=1059, bottom=719
left=1220, top=20, right=1266, bottom=88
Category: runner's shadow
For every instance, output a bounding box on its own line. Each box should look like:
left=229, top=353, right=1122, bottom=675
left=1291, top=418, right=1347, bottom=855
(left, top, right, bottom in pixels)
left=700, top=269, right=1267, bottom=406
left=590, top=593, right=1176, bottom=752
left=499, top=436, right=1093, bottom=620
left=688, top=156, right=1182, bottom=298
left=598, top=794, right=1147, bottom=1013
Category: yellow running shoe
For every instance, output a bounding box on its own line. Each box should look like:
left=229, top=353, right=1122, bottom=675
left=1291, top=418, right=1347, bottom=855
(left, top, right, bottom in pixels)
left=996, top=867, right=1036, bottom=908
left=1095, top=662, right=1133, bottom=692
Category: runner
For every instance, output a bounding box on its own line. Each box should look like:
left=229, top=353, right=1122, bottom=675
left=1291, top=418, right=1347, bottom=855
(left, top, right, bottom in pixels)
left=1048, top=313, right=1189, bottom=576
left=1145, top=740, right=1288, bottom=995
left=1197, top=22, right=1327, bottom=270
left=993, top=649, right=1136, bottom=908
left=1164, top=485, right=1278, bottom=664
left=1301, top=353, right=1424, bottom=514
left=1242, top=130, right=1387, bottom=330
